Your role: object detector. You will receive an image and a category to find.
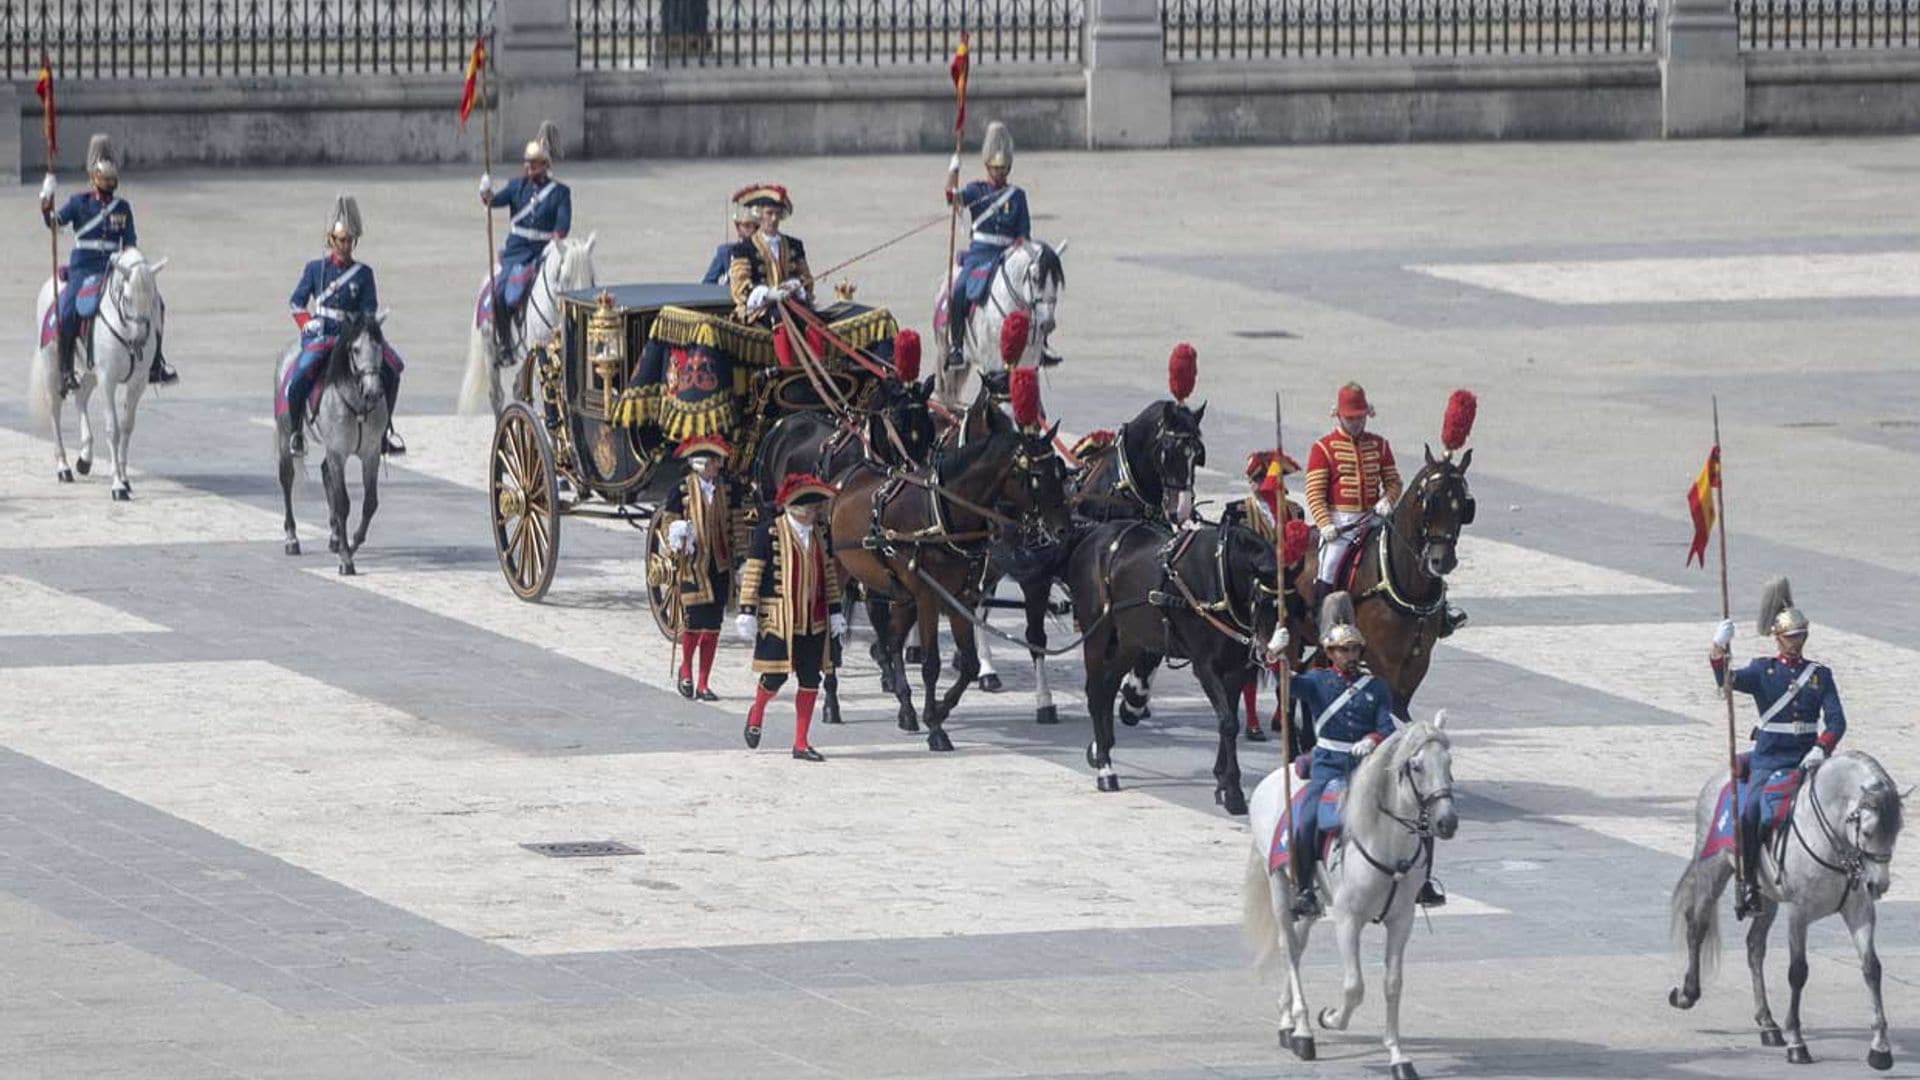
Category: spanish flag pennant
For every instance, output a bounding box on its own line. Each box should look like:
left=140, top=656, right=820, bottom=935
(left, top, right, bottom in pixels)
left=34, top=54, right=55, bottom=154
left=457, top=36, right=487, bottom=130
left=1685, top=444, right=1720, bottom=568
left=948, top=33, right=970, bottom=133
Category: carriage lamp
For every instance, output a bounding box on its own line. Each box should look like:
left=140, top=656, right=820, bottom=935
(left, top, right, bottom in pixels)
left=587, top=290, right=624, bottom=417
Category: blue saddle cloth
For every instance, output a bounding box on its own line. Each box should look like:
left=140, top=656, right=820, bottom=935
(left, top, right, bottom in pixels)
left=1700, top=767, right=1801, bottom=859
left=1267, top=779, right=1346, bottom=872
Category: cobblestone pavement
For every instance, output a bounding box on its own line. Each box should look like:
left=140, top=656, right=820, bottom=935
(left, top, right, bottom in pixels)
left=1, top=136, right=1918, bottom=1078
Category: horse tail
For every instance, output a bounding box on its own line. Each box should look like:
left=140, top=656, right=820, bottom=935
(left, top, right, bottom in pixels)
left=458, top=321, right=495, bottom=416
left=1243, top=847, right=1282, bottom=974
left=28, top=342, right=55, bottom=430
left=1669, top=832, right=1722, bottom=979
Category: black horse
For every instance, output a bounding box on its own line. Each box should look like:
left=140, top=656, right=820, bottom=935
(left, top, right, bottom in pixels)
left=1066, top=519, right=1279, bottom=813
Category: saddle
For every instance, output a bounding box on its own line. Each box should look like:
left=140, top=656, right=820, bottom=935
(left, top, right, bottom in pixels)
left=473, top=262, right=540, bottom=328
left=1267, top=780, right=1348, bottom=873
left=41, top=270, right=103, bottom=350
left=1322, top=521, right=1378, bottom=592
left=1700, top=762, right=1804, bottom=861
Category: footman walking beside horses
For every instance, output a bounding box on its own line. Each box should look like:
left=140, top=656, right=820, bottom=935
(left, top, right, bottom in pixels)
left=661, top=435, right=745, bottom=702
left=736, top=474, right=846, bottom=762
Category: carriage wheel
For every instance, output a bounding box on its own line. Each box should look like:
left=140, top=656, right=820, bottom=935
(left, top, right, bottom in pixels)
left=643, top=515, right=685, bottom=643
left=491, top=402, right=561, bottom=602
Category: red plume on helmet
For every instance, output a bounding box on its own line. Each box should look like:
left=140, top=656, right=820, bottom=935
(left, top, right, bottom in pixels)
left=772, top=324, right=796, bottom=369
left=1009, top=367, right=1042, bottom=429
left=1168, top=343, right=1197, bottom=404
left=1441, top=389, right=1478, bottom=454
left=1282, top=519, right=1311, bottom=567
left=999, top=311, right=1032, bottom=366
left=893, top=329, right=921, bottom=382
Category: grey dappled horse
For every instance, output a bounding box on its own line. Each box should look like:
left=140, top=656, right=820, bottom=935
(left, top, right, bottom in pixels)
left=1244, top=716, right=1459, bottom=1080
left=1669, top=750, right=1904, bottom=1070
left=275, top=314, right=390, bottom=575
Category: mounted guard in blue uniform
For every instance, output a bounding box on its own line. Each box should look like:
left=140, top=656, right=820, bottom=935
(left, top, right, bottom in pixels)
left=702, top=197, right=758, bottom=285
left=39, top=134, right=177, bottom=394
left=943, top=121, right=1030, bottom=371
left=1711, top=577, right=1846, bottom=920
left=480, top=122, right=572, bottom=359
left=281, top=196, right=405, bottom=458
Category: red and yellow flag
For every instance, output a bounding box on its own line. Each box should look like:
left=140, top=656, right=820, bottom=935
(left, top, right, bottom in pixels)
left=1685, top=444, right=1720, bottom=567
left=457, top=36, right=487, bottom=130
left=948, top=33, right=971, bottom=133
left=34, top=54, right=56, bottom=154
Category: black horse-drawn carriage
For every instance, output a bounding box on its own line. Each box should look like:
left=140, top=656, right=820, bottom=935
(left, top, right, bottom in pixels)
left=487, top=283, right=902, bottom=628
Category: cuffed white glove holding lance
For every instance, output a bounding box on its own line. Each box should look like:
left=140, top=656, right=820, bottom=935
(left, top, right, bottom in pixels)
left=1373, top=496, right=1394, bottom=517
left=947, top=154, right=962, bottom=180
left=735, top=612, right=756, bottom=640
left=1712, top=618, right=1736, bottom=651
left=39, top=173, right=56, bottom=202
left=1801, top=744, right=1828, bottom=770
left=1351, top=737, right=1379, bottom=760
left=830, top=613, right=848, bottom=638
left=478, top=173, right=492, bottom=199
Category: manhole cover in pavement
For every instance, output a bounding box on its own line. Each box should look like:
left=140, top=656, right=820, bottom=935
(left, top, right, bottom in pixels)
left=521, top=841, right=643, bottom=858
left=1233, top=329, right=1299, bottom=340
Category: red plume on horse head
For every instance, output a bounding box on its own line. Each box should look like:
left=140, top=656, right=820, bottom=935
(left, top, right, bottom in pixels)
left=1441, top=389, right=1478, bottom=455
left=1168, top=343, right=1197, bottom=405
left=893, top=329, right=921, bottom=382
left=772, top=324, right=796, bottom=369
left=1009, top=366, right=1042, bottom=430
left=1000, top=310, right=1032, bottom=366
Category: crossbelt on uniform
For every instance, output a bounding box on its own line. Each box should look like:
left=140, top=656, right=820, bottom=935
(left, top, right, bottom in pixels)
left=510, top=226, right=555, bottom=241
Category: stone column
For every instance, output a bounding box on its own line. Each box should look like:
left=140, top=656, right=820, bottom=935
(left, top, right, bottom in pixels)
left=0, top=86, right=22, bottom=184
left=495, top=0, right=587, bottom=159
left=1661, top=0, right=1746, bottom=136
left=1084, top=0, right=1172, bottom=149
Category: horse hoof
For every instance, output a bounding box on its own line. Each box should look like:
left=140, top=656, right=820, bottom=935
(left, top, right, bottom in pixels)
left=879, top=675, right=897, bottom=695
left=110, top=487, right=130, bottom=502
left=1786, top=1045, right=1813, bottom=1065
left=980, top=674, right=1003, bottom=693
left=1390, top=1064, right=1420, bottom=1080
left=898, top=713, right=920, bottom=733
left=1317, top=1008, right=1338, bottom=1030
left=1097, top=773, right=1120, bottom=793
left=1760, top=1026, right=1784, bottom=1046
left=1035, top=705, right=1058, bottom=725
left=1215, top=787, right=1248, bottom=816
left=1286, top=1034, right=1316, bottom=1061
left=56, top=468, right=73, bottom=484
left=339, top=564, right=356, bottom=577
left=1868, top=1048, right=1894, bottom=1071
left=1667, top=988, right=1694, bottom=1011
left=75, top=456, right=91, bottom=476
left=284, top=541, right=302, bottom=556
left=328, top=538, right=341, bottom=554
left=927, top=729, right=954, bottom=753
left=1119, top=710, right=1141, bottom=728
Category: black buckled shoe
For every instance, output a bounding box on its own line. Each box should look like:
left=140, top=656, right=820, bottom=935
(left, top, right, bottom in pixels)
left=695, top=688, right=720, bottom=703
left=792, top=747, right=826, bottom=762
left=1244, top=726, right=1268, bottom=742
left=677, top=677, right=695, bottom=700
left=1416, top=878, right=1447, bottom=908
left=743, top=722, right=762, bottom=749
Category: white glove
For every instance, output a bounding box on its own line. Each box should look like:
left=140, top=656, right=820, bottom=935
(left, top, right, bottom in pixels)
left=1712, top=618, right=1735, bottom=650
left=666, top=520, right=692, bottom=554
left=735, top=612, right=756, bottom=640
left=1267, top=627, right=1290, bottom=654
left=947, top=154, right=962, bottom=178
left=747, top=284, right=772, bottom=310
left=780, top=279, right=806, bottom=302
left=830, top=613, right=848, bottom=638
left=1373, top=496, right=1393, bottom=517
left=1351, top=738, right=1378, bottom=760
left=39, top=173, right=56, bottom=201
left=479, top=173, right=492, bottom=197
left=1801, top=744, right=1828, bottom=770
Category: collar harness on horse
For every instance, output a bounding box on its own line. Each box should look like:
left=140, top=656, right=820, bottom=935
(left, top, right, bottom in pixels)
left=1357, top=469, right=1463, bottom=620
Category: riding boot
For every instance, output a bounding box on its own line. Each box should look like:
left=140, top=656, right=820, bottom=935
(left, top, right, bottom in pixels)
left=148, top=335, right=179, bottom=386
left=945, top=310, right=968, bottom=371
left=380, top=383, right=407, bottom=456
left=286, top=400, right=307, bottom=457
left=792, top=689, right=825, bottom=761
left=1416, top=876, right=1448, bottom=907
left=56, top=332, right=79, bottom=396
left=493, top=301, right=518, bottom=361
left=1290, top=830, right=1322, bottom=918
left=1736, top=810, right=1764, bottom=920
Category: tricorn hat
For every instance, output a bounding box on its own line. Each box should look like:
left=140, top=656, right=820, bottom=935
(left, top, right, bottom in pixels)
left=732, top=183, right=793, bottom=218
left=777, top=472, right=836, bottom=507
left=674, top=435, right=731, bottom=461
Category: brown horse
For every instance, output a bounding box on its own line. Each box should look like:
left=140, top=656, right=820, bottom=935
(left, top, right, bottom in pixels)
left=1292, top=446, right=1475, bottom=718
left=829, top=424, right=1071, bottom=750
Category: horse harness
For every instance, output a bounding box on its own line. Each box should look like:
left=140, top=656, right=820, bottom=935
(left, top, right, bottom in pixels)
left=1139, top=527, right=1276, bottom=664
left=1778, top=763, right=1892, bottom=909
left=1357, top=468, right=1472, bottom=620
left=1340, top=755, right=1452, bottom=924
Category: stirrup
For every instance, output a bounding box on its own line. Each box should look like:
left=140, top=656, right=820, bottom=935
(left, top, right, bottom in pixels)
left=943, top=343, right=967, bottom=371
left=383, top=427, right=407, bottom=456
left=1416, top=878, right=1447, bottom=908
left=149, top=358, right=179, bottom=385
left=1289, top=888, right=1322, bottom=919
left=287, top=427, right=307, bottom=457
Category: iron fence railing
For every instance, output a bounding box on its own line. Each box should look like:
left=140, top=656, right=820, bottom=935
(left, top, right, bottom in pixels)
left=1, top=1, right=488, bottom=79
left=576, top=0, right=1082, bottom=69
left=1738, top=0, right=1920, bottom=47
left=1162, top=0, right=1656, bottom=58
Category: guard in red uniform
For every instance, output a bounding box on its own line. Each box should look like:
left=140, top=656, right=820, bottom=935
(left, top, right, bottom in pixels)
left=735, top=474, right=845, bottom=761
left=1223, top=449, right=1305, bottom=742
left=1304, top=382, right=1403, bottom=613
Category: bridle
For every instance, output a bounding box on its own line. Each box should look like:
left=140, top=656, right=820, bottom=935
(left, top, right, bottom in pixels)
left=1790, top=766, right=1896, bottom=905
left=1369, top=464, right=1472, bottom=617
left=1344, top=736, right=1455, bottom=924
left=101, top=255, right=155, bottom=379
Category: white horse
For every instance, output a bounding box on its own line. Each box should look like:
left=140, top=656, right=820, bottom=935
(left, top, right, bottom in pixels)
left=275, top=313, right=390, bottom=576
left=458, top=233, right=598, bottom=416
left=1244, top=715, right=1459, bottom=1080
left=932, top=238, right=1067, bottom=411
left=1668, top=750, right=1903, bottom=1070
left=28, top=248, right=167, bottom=500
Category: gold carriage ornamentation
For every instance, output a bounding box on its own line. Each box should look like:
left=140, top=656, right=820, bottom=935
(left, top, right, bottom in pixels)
left=486, top=281, right=903, bottom=625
